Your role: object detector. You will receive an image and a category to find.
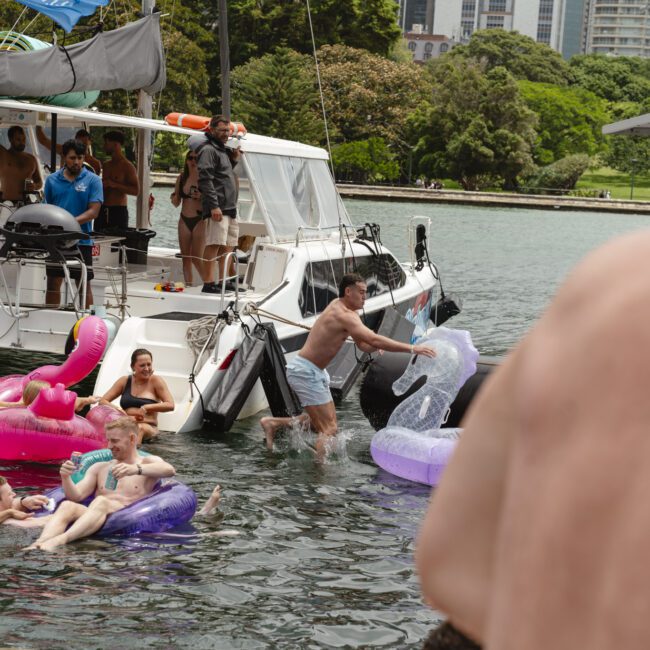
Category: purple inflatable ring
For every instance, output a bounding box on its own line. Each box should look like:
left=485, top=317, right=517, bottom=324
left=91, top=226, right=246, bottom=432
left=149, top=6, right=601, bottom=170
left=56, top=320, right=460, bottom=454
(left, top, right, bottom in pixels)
left=370, top=427, right=461, bottom=487
left=37, top=450, right=197, bottom=536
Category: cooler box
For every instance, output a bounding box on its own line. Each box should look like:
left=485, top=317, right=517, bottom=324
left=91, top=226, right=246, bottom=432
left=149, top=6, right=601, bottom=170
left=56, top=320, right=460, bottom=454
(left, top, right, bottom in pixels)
left=120, top=228, right=156, bottom=265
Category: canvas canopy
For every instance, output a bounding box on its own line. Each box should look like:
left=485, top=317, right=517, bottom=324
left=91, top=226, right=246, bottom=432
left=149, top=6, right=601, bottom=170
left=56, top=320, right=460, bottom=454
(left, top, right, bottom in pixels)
left=0, top=14, right=165, bottom=96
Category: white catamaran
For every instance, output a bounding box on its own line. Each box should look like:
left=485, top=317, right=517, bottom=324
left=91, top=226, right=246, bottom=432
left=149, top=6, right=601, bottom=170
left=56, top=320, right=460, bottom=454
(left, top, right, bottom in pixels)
left=0, top=13, right=451, bottom=433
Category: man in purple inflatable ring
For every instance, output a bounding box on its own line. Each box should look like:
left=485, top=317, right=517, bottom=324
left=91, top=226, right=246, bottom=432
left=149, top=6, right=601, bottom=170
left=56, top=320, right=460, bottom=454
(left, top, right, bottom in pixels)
left=2, top=417, right=224, bottom=540
left=24, top=416, right=173, bottom=550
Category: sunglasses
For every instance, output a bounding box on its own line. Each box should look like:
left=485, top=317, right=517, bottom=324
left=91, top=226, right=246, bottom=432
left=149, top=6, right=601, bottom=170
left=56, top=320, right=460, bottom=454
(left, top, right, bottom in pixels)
left=187, top=155, right=198, bottom=161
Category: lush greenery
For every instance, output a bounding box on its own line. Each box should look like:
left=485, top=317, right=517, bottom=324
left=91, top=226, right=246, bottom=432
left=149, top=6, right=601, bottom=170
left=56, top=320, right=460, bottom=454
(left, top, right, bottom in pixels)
left=445, top=28, right=572, bottom=86
left=518, top=82, right=608, bottom=165
left=231, top=48, right=323, bottom=145
left=411, top=59, right=537, bottom=190
left=331, top=138, right=399, bottom=183
left=5, top=3, right=650, bottom=186
left=524, top=154, right=592, bottom=192
left=578, top=166, right=650, bottom=201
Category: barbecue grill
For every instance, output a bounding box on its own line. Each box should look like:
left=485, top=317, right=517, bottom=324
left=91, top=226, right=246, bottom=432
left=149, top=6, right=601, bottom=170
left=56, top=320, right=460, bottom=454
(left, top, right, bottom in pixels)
left=0, top=204, right=84, bottom=261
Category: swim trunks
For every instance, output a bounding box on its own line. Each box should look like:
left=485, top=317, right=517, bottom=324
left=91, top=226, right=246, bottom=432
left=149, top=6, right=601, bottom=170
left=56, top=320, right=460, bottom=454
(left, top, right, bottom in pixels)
left=46, top=244, right=94, bottom=281
left=286, top=354, right=331, bottom=407
left=95, top=205, right=129, bottom=231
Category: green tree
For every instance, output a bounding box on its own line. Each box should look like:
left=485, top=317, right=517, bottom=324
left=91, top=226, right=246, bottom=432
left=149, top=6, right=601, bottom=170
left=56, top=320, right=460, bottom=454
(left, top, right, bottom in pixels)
left=445, top=29, right=572, bottom=85
left=519, top=81, right=608, bottom=165
left=231, top=47, right=324, bottom=145
left=602, top=103, right=650, bottom=175
left=331, top=138, right=399, bottom=183
left=226, top=0, right=400, bottom=68
left=569, top=54, right=650, bottom=103
left=525, top=154, right=591, bottom=192
left=318, top=45, right=429, bottom=153
left=412, top=59, right=537, bottom=190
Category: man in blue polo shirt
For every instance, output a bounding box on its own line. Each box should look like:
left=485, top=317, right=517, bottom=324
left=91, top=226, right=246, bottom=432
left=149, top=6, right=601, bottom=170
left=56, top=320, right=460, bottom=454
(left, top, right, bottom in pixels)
left=44, top=139, right=103, bottom=308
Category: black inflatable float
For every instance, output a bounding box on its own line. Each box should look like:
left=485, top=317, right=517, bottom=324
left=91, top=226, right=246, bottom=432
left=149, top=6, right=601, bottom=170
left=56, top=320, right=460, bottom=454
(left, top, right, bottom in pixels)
left=359, top=351, right=502, bottom=431
left=204, top=322, right=301, bottom=432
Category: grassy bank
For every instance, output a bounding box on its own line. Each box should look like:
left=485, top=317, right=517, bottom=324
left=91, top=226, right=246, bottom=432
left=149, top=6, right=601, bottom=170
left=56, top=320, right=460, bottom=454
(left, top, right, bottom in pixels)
left=410, top=168, right=650, bottom=201
left=576, top=167, right=650, bottom=201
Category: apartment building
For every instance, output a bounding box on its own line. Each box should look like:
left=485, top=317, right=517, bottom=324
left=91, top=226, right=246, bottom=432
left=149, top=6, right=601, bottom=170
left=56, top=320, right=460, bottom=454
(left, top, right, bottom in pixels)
left=584, top=0, right=650, bottom=57
left=398, top=0, right=588, bottom=59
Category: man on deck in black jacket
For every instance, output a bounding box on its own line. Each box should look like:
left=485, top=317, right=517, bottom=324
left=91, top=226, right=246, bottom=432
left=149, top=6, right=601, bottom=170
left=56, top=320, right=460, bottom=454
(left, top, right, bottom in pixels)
left=197, top=115, right=241, bottom=293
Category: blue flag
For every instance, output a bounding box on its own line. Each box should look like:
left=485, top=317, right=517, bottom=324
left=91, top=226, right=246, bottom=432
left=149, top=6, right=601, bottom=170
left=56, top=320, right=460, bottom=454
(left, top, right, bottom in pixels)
left=14, top=0, right=109, bottom=33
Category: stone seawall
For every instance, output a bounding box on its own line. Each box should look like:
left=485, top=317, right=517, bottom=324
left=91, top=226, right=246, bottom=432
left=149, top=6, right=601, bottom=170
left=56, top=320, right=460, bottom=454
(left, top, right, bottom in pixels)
left=150, top=174, right=650, bottom=214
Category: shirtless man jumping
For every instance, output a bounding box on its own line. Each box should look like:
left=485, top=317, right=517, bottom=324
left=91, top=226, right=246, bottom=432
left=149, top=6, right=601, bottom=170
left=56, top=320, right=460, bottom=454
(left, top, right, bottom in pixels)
left=0, top=126, right=42, bottom=202
left=260, top=273, right=437, bottom=455
left=26, top=416, right=175, bottom=551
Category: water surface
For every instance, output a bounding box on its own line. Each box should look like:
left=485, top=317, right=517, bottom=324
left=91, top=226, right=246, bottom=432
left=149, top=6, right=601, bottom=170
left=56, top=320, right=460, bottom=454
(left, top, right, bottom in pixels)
left=0, top=196, right=648, bottom=648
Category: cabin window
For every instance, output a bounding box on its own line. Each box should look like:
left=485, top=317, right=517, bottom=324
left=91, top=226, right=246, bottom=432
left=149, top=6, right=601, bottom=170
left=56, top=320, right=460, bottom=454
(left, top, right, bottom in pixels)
left=299, top=254, right=407, bottom=317
left=245, top=153, right=351, bottom=240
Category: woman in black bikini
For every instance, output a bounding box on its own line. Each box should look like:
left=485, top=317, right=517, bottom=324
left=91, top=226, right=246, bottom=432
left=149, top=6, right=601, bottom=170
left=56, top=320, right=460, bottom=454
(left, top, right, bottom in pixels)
left=171, top=150, right=206, bottom=286
left=99, top=348, right=174, bottom=442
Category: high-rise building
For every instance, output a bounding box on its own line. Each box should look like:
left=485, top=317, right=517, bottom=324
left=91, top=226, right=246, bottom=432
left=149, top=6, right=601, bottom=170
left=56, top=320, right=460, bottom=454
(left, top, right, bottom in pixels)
left=397, top=0, right=435, bottom=33
left=400, top=1, right=589, bottom=59
left=584, top=0, right=650, bottom=57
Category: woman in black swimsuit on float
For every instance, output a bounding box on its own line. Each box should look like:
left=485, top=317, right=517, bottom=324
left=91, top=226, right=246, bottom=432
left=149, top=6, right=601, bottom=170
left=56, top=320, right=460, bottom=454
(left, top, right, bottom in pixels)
left=171, top=150, right=206, bottom=286
left=99, top=348, right=174, bottom=442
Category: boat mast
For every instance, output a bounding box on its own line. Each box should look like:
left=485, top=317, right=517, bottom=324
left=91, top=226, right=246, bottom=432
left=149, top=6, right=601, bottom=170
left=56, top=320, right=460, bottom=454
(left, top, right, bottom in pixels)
left=218, top=0, right=230, bottom=120
left=135, top=0, right=155, bottom=229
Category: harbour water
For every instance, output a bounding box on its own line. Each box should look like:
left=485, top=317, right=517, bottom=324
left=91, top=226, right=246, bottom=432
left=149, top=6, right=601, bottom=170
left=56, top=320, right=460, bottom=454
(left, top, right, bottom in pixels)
left=0, top=195, right=648, bottom=649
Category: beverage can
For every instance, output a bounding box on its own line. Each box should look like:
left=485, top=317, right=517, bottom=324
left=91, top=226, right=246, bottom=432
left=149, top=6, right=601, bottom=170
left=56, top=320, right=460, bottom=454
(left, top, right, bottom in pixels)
left=71, top=452, right=83, bottom=469
left=104, top=468, right=118, bottom=491
left=44, top=498, right=56, bottom=512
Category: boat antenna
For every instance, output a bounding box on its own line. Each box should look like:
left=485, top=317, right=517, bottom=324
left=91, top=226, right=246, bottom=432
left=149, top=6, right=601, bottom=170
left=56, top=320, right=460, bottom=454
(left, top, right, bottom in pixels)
left=305, top=0, right=345, bottom=256
left=218, top=0, right=231, bottom=120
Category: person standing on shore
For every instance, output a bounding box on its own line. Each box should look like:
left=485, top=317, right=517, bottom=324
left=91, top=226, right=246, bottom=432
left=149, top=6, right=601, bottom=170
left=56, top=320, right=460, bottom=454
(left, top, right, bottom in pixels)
left=197, top=115, right=241, bottom=293
left=261, top=273, right=437, bottom=456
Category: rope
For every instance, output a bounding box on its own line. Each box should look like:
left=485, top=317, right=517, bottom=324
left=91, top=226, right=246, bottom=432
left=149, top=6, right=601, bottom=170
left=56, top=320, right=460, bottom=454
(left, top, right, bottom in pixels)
left=0, top=8, right=28, bottom=49
left=185, top=315, right=225, bottom=359
left=305, top=0, right=345, bottom=246
left=154, top=0, right=178, bottom=120
left=245, top=305, right=312, bottom=332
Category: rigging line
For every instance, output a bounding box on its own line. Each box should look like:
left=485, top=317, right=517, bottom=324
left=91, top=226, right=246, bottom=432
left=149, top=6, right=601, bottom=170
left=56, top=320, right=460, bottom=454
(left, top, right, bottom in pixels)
left=2, top=14, right=39, bottom=51
left=154, top=0, right=178, bottom=120
left=305, top=0, right=345, bottom=241
left=113, top=0, right=133, bottom=121
left=10, top=14, right=39, bottom=46
left=0, top=7, right=28, bottom=49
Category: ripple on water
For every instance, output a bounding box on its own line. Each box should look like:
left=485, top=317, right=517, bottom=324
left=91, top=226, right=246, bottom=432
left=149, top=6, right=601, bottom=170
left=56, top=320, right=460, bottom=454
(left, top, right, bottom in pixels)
left=5, top=200, right=642, bottom=648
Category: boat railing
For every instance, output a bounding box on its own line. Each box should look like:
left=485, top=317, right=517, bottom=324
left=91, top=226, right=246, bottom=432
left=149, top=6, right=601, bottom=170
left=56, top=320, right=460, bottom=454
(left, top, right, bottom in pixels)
left=294, top=223, right=357, bottom=248
left=0, top=256, right=87, bottom=347
left=221, top=251, right=240, bottom=310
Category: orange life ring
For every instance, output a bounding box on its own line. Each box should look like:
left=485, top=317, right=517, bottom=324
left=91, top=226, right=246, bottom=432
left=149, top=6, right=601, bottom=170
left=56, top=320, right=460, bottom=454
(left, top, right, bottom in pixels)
left=165, top=113, right=248, bottom=137
left=230, top=122, right=248, bottom=137
left=164, top=113, right=211, bottom=131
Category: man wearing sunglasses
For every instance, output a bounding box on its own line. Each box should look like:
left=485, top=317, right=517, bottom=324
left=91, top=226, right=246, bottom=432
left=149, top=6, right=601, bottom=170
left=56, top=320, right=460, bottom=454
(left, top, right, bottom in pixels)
left=197, top=115, right=241, bottom=293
